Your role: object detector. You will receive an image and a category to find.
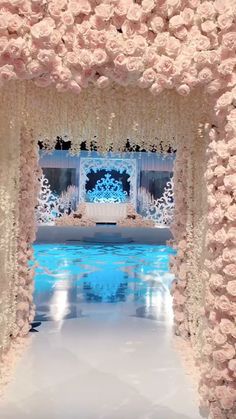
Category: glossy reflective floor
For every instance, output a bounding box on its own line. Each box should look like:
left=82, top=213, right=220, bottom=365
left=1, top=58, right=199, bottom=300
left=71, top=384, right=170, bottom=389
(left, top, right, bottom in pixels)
left=1, top=244, right=202, bottom=419
left=33, top=243, right=176, bottom=323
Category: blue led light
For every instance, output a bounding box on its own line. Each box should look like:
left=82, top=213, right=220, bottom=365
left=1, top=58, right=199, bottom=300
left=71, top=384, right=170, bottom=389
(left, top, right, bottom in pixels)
left=87, top=173, right=128, bottom=203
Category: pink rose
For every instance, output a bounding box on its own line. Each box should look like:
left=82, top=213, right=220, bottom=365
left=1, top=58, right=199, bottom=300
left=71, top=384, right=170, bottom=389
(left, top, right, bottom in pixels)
left=216, top=193, right=232, bottom=208
left=93, top=49, right=107, bottom=66
left=226, top=205, right=236, bottom=222
left=89, top=30, right=107, bottom=47
left=149, top=16, right=164, bottom=33
left=197, top=1, right=216, bottom=20
left=61, top=12, right=74, bottom=26
left=227, top=138, right=236, bottom=154
left=214, top=0, right=234, bottom=14
left=154, top=32, right=169, bottom=50
left=48, top=4, right=61, bottom=19
left=5, top=38, right=24, bottom=59
left=50, top=30, right=61, bottom=46
left=223, top=263, right=236, bottom=277
left=155, top=56, right=174, bottom=75
left=142, top=0, right=155, bottom=13
left=126, top=57, right=144, bottom=74
left=27, top=60, right=44, bottom=77
left=37, top=49, right=56, bottom=66
left=53, top=66, right=71, bottom=83
left=209, top=405, right=225, bottom=419
left=127, top=4, right=142, bottom=22
left=222, top=32, right=236, bottom=51
left=114, top=0, right=130, bottom=17
left=68, top=0, right=91, bottom=16
left=95, top=4, right=113, bottom=21
left=141, top=68, right=156, bottom=86
left=150, top=82, right=164, bottom=96
left=169, top=15, right=185, bottom=31
left=215, top=387, right=235, bottom=410
left=224, top=174, right=236, bottom=192
left=165, top=36, right=180, bottom=57
left=216, top=295, right=231, bottom=312
left=106, top=37, right=121, bottom=56
left=209, top=274, right=224, bottom=290
left=218, top=59, right=236, bottom=76
left=207, top=206, right=225, bottom=225
left=213, top=350, right=228, bottom=363
left=220, top=319, right=235, bottom=335
left=114, top=53, right=126, bottom=68
left=215, top=140, right=230, bottom=159
left=66, top=52, right=78, bottom=66
left=8, top=14, right=23, bottom=33
left=218, top=13, right=234, bottom=31
left=133, top=35, right=147, bottom=55
left=222, top=343, right=235, bottom=359
left=96, top=76, right=110, bottom=89
left=228, top=359, right=236, bottom=371
left=214, top=165, right=225, bottom=177
left=227, top=227, right=236, bottom=245
left=68, top=80, right=81, bottom=95
left=31, top=18, right=55, bottom=39
left=167, top=0, right=183, bottom=15
left=207, top=195, right=217, bottom=209
left=78, top=50, right=93, bottom=69
left=213, top=331, right=227, bottom=346
left=181, top=8, right=194, bottom=26
left=121, top=21, right=137, bottom=38
left=201, top=20, right=216, bottom=33
left=226, top=280, right=236, bottom=297
left=124, top=39, right=136, bottom=55
left=198, top=67, right=213, bottom=84
left=174, top=27, right=188, bottom=40
left=0, top=64, right=16, bottom=81
left=196, top=35, right=211, bottom=51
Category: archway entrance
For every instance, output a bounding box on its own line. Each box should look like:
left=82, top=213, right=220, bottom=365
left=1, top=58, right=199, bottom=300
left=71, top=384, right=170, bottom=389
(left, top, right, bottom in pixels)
left=0, top=2, right=235, bottom=416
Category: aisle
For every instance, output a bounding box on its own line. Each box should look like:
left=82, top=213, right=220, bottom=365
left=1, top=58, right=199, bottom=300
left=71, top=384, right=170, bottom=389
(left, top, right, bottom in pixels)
left=1, top=244, right=202, bottom=419
left=1, top=303, right=202, bottom=419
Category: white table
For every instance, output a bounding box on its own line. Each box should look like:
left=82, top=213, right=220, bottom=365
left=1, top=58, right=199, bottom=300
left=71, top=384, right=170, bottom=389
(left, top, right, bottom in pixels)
left=85, top=203, right=127, bottom=223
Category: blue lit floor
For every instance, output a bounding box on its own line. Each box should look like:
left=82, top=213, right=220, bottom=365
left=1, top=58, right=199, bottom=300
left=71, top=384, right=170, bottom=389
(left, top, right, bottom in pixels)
left=33, top=243, right=175, bottom=323
left=0, top=243, right=202, bottom=419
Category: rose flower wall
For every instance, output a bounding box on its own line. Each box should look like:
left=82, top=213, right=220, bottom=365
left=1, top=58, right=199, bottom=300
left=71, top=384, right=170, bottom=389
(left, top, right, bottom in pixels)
left=0, top=0, right=235, bottom=418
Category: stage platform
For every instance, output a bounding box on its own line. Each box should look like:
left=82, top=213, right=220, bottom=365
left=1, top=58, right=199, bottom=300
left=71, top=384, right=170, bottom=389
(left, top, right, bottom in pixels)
left=36, top=225, right=172, bottom=245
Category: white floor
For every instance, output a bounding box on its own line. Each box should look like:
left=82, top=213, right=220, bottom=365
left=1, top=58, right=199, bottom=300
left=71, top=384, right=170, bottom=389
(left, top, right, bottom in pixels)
left=1, top=302, right=202, bottom=419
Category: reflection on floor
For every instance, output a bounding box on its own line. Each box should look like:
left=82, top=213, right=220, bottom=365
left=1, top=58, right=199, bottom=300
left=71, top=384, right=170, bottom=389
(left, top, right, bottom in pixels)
left=0, top=244, right=202, bottom=419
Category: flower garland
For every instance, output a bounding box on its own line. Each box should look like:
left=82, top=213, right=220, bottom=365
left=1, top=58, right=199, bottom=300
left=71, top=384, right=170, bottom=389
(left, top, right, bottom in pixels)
left=0, top=84, right=22, bottom=390
left=170, top=140, right=190, bottom=338
left=14, top=126, right=41, bottom=338
left=22, top=82, right=203, bottom=153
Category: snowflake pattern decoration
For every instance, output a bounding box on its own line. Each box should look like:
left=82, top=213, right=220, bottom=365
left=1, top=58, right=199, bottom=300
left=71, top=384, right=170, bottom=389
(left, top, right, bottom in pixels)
left=144, top=178, right=174, bottom=226
left=87, top=174, right=128, bottom=203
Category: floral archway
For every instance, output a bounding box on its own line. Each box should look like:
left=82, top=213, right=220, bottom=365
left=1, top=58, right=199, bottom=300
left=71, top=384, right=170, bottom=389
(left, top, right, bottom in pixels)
left=0, top=1, right=236, bottom=418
